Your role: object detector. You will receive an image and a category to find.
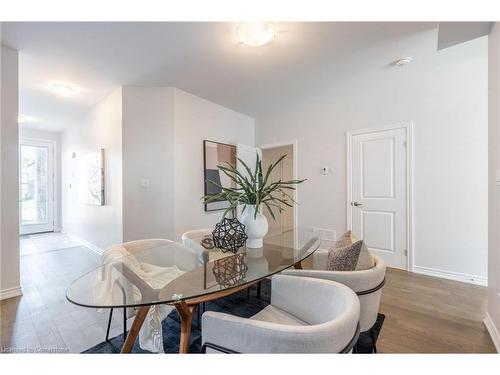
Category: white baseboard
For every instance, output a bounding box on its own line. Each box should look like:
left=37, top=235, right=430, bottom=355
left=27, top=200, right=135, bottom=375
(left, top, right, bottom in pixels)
left=0, top=286, right=23, bottom=301
left=64, top=233, right=104, bottom=255
left=413, top=265, right=487, bottom=286
left=484, top=312, right=500, bottom=353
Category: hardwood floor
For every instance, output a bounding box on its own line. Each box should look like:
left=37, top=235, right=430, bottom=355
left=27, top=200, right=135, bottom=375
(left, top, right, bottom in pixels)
left=1, top=235, right=125, bottom=353
left=378, top=268, right=495, bottom=353
left=0, top=234, right=496, bottom=353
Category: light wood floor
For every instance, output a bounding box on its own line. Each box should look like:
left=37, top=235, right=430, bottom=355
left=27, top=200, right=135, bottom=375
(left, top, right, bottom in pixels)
left=0, top=234, right=496, bottom=353
left=378, top=268, right=495, bottom=353
left=1, top=235, right=126, bottom=353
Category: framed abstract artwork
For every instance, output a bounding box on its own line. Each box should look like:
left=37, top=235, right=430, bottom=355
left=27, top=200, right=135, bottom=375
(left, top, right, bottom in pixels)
left=81, top=149, right=105, bottom=206
left=203, top=140, right=236, bottom=212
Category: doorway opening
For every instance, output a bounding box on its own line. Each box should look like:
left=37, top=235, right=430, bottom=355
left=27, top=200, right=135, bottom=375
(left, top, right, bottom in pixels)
left=346, top=123, right=414, bottom=271
left=261, top=141, right=298, bottom=236
left=19, top=138, right=56, bottom=235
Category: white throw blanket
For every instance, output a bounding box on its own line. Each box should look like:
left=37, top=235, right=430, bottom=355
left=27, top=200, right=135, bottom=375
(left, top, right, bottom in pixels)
left=94, top=245, right=185, bottom=352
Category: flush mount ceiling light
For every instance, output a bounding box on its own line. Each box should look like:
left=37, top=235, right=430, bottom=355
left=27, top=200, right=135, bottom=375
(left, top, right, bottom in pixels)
left=50, top=83, right=79, bottom=97
left=18, top=114, right=37, bottom=123
left=394, top=57, right=412, bottom=67
left=237, top=22, right=277, bottom=47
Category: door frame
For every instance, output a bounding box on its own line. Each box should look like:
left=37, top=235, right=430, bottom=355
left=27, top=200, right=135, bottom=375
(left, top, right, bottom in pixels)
left=260, top=140, right=299, bottom=231
left=19, top=137, right=57, bottom=235
left=346, top=122, right=414, bottom=271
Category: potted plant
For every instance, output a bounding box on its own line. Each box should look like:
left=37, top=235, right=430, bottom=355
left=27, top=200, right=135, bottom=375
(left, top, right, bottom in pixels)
left=203, top=154, right=306, bottom=248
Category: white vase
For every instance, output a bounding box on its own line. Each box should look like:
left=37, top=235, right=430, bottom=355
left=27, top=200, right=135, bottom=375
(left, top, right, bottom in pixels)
left=240, top=205, right=268, bottom=248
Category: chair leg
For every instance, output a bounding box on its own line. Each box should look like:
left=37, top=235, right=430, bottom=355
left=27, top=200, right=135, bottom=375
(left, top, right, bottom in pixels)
left=371, top=327, right=377, bottom=353
left=123, top=307, right=127, bottom=339
left=198, top=302, right=206, bottom=330
left=197, top=303, right=201, bottom=330
left=105, top=308, right=113, bottom=341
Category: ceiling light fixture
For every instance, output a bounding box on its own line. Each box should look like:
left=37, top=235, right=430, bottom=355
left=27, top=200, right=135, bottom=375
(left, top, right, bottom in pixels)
left=237, top=22, right=277, bottom=47
left=50, top=83, right=79, bottom=97
left=18, top=114, right=37, bottom=123
left=394, top=57, right=412, bottom=67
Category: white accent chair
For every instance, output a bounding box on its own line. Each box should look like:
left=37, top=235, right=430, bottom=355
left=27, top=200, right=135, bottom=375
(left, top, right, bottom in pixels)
left=201, top=274, right=360, bottom=353
left=102, top=239, right=203, bottom=346
left=121, top=238, right=201, bottom=268
left=282, top=251, right=386, bottom=352
left=181, top=229, right=212, bottom=265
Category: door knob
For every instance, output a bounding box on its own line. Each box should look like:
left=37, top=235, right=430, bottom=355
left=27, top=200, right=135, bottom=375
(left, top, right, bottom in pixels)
left=352, top=201, right=363, bottom=207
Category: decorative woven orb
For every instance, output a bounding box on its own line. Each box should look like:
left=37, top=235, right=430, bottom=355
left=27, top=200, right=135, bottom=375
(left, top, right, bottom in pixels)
left=212, top=254, right=249, bottom=288
left=212, top=218, right=248, bottom=253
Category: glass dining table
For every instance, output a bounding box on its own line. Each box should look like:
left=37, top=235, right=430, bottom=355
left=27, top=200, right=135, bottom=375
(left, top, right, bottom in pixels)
left=66, top=228, right=321, bottom=353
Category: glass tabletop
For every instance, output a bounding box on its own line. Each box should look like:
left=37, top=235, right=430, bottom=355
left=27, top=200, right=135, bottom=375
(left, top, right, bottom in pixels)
left=66, top=228, right=321, bottom=308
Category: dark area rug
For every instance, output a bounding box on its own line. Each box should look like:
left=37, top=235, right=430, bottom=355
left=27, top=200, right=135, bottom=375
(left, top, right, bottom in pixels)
left=83, top=279, right=384, bottom=354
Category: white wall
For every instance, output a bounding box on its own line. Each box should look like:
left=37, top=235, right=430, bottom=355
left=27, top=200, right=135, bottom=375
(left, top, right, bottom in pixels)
left=173, top=88, right=255, bottom=239
left=487, top=23, right=500, bottom=352
left=62, top=85, right=254, bottom=248
left=109, top=86, right=255, bottom=243
left=61, top=88, right=123, bottom=251
left=122, top=87, right=175, bottom=241
left=256, top=32, right=488, bottom=283
left=19, top=128, right=62, bottom=231
left=0, top=45, right=20, bottom=299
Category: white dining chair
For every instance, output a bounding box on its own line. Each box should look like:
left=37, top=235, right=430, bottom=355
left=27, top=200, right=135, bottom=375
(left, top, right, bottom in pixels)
left=201, top=274, right=360, bottom=353
left=181, top=229, right=212, bottom=264
left=282, top=252, right=386, bottom=352
left=101, top=238, right=202, bottom=344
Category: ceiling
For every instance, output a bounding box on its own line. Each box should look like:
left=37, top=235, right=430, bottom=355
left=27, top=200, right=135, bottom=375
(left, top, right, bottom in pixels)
left=1, top=22, right=438, bottom=132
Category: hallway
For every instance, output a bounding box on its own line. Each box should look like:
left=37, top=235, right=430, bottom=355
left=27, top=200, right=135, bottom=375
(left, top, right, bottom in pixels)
left=20, top=233, right=81, bottom=256
left=1, top=233, right=123, bottom=353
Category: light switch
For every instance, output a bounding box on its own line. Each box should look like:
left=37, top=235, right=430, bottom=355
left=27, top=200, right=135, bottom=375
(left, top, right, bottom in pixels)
left=140, top=179, right=150, bottom=188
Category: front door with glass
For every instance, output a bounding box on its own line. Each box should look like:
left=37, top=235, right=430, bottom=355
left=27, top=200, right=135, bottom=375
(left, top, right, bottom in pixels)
left=19, top=139, right=54, bottom=234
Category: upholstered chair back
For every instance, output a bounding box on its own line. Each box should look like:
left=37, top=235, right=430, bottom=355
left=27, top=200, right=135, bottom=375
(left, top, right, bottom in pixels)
left=121, top=238, right=199, bottom=272
left=181, top=229, right=213, bottom=265
left=121, top=238, right=172, bottom=255
left=202, top=275, right=360, bottom=353
left=102, top=238, right=201, bottom=319
left=283, top=253, right=386, bottom=332
left=271, top=275, right=359, bottom=326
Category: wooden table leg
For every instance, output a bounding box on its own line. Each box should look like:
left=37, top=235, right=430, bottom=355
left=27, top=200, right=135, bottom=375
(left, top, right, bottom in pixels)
left=294, top=261, right=303, bottom=269
left=121, top=305, right=150, bottom=353
left=175, top=301, right=197, bottom=354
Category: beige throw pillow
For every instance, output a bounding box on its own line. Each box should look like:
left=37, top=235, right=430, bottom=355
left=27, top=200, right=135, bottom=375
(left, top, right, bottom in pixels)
left=326, top=240, right=363, bottom=271
left=334, top=230, right=375, bottom=271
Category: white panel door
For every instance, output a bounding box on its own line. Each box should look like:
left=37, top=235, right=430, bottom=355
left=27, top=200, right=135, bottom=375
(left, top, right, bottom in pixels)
left=350, top=127, right=407, bottom=269
left=236, top=144, right=262, bottom=218
left=19, top=139, right=55, bottom=235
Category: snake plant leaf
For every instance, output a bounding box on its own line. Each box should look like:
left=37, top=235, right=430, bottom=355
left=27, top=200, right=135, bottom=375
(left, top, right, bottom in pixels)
left=201, top=153, right=306, bottom=220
